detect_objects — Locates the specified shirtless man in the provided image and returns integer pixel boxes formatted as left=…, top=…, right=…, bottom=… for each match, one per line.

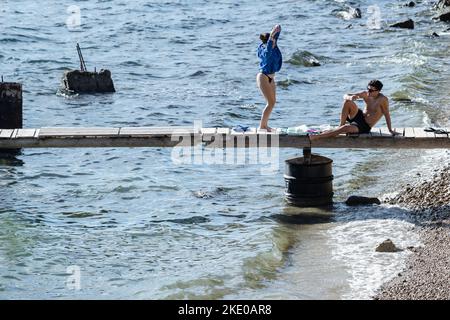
left=310, top=80, right=396, bottom=141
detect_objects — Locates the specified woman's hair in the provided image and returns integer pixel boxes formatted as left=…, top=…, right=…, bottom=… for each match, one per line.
left=260, top=33, right=270, bottom=44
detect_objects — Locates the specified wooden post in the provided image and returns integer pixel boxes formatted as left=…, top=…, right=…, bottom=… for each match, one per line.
left=0, top=82, right=22, bottom=154
left=0, top=82, right=22, bottom=129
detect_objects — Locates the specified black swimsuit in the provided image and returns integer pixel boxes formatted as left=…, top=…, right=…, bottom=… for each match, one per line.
left=347, top=109, right=371, bottom=134
left=263, top=73, right=273, bottom=83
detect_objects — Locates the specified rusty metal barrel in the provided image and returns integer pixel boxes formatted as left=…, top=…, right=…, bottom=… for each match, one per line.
left=284, top=147, right=333, bottom=207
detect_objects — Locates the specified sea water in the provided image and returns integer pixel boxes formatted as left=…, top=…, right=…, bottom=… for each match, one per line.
left=0, top=0, right=449, bottom=299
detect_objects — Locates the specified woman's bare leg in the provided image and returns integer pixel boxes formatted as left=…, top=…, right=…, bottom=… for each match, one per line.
left=257, top=73, right=276, bottom=131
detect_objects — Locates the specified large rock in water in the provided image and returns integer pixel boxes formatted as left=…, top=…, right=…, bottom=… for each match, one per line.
left=438, top=12, right=450, bottom=22
left=61, top=69, right=115, bottom=93
left=345, top=196, right=381, bottom=206
left=376, top=239, right=401, bottom=253
left=390, top=19, right=414, bottom=29
left=435, top=0, right=450, bottom=9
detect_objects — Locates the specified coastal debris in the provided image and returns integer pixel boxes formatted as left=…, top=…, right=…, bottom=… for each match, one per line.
left=76, top=43, right=87, bottom=72
left=390, top=19, right=415, bottom=29
left=62, top=69, right=115, bottom=93
left=345, top=196, right=381, bottom=206
left=60, top=44, right=115, bottom=94
left=376, top=239, right=401, bottom=253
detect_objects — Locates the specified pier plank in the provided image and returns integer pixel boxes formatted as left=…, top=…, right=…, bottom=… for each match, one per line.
left=14, top=129, right=37, bottom=138
left=414, top=128, right=435, bottom=138
left=1, top=127, right=450, bottom=149
left=0, top=129, right=14, bottom=139
left=379, top=127, right=394, bottom=137
left=201, top=128, right=217, bottom=135
left=370, top=128, right=382, bottom=137
left=404, top=127, right=415, bottom=138
left=119, top=127, right=196, bottom=137
left=39, top=127, right=120, bottom=137
left=217, top=128, right=230, bottom=135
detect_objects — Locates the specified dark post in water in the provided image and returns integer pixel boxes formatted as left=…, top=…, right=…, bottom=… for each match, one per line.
left=0, top=82, right=23, bottom=129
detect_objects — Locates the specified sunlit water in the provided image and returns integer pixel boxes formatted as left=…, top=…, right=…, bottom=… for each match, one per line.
left=0, top=0, right=449, bottom=299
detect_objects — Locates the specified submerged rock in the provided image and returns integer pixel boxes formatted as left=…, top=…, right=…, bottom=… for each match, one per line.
left=390, top=19, right=414, bottom=29
left=345, top=196, right=381, bottom=206
left=435, top=0, right=450, bottom=10
left=438, top=12, right=450, bottom=22
left=376, top=239, right=401, bottom=253
left=287, top=50, right=321, bottom=67
left=334, top=7, right=362, bottom=20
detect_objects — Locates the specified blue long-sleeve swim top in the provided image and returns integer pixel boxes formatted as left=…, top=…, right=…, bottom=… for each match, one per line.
left=257, top=32, right=282, bottom=75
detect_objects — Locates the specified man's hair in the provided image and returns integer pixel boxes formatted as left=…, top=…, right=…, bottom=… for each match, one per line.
left=260, top=33, right=270, bottom=44
left=368, top=79, right=383, bottom=91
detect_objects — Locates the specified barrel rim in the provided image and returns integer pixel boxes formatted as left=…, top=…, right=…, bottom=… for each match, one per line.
left=285, top=155, right=333, bottom=166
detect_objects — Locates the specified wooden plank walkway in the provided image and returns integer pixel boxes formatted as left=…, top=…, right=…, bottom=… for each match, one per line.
left=0, top=127, right=449, bottom=149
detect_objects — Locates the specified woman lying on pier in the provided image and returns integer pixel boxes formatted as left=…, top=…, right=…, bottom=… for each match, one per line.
left=309, top=80, right=396, bottom=141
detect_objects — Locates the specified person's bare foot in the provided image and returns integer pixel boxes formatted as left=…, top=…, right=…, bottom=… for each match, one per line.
left=259, top=126, right=274, bottom=132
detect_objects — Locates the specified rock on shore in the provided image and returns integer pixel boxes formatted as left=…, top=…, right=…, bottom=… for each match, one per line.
left=374, top=165, right=450, bottom=300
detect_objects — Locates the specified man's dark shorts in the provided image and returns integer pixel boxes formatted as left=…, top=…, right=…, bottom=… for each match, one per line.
left=347, top=109, right=371, bottom=134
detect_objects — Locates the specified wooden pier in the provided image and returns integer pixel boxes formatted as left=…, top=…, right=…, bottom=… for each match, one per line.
left=0, top=127, right=449, bottom=149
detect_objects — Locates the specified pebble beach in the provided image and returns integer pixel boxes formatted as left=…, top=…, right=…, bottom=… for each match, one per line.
left=374, top=165, right=450, bottom=300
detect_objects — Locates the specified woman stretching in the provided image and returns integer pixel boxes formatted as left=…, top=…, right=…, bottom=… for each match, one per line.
left=257, top=24, right=282, bottom=131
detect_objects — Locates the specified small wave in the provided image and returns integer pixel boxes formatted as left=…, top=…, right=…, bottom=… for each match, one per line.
left=112, top=185, right=139, bottom=193
left=62, top=211, right=102, bottom=218
left=224, top=111, right=245, bottom=119
left=332, top=7, right=362, bottom=21
left=192, top=187, right=229, bottom=199
left=188, top=70, right=207, bottom=78
left=165, top=216, right=211, bottom=224
left=22, top=172, right=70, bottom=180
left=286, top=50, right=322, bottom=67
left=119, top=61, right=143, bottom=67
left=277, top=78, right=309, bottom=89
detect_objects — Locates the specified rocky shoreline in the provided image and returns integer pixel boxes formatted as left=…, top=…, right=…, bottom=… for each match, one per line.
left=373, top=165, right=450, bottom=300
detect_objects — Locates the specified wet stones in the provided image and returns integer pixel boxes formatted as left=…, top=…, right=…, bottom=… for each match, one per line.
left=61, top=69, right=115, bottom=94
left=345, top=196, right=381, bottom=206
left=435, top=0, right=450, bottom=10
left=390, top=19, right=415, bottom=29
left=376, top=239, right=401, bottom=253
left=438, top=12, right=450, bottom=22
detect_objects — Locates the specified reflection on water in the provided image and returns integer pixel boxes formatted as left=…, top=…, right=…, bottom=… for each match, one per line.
left=0, top=150, right=24, bottom=167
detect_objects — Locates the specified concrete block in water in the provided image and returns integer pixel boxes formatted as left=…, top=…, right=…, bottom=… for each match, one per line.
left=0, top=82, right=22, bottom=129
left=61, top=69, right=115, bottom=93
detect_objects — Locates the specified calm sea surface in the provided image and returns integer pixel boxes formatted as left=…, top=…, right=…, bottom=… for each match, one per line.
left=1, top=0, right=449, bottom=299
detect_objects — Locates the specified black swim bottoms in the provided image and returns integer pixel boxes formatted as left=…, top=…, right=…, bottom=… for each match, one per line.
left=263, top=73, right=273, bottom=83
left=347, top=109, right=371, bottom=134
